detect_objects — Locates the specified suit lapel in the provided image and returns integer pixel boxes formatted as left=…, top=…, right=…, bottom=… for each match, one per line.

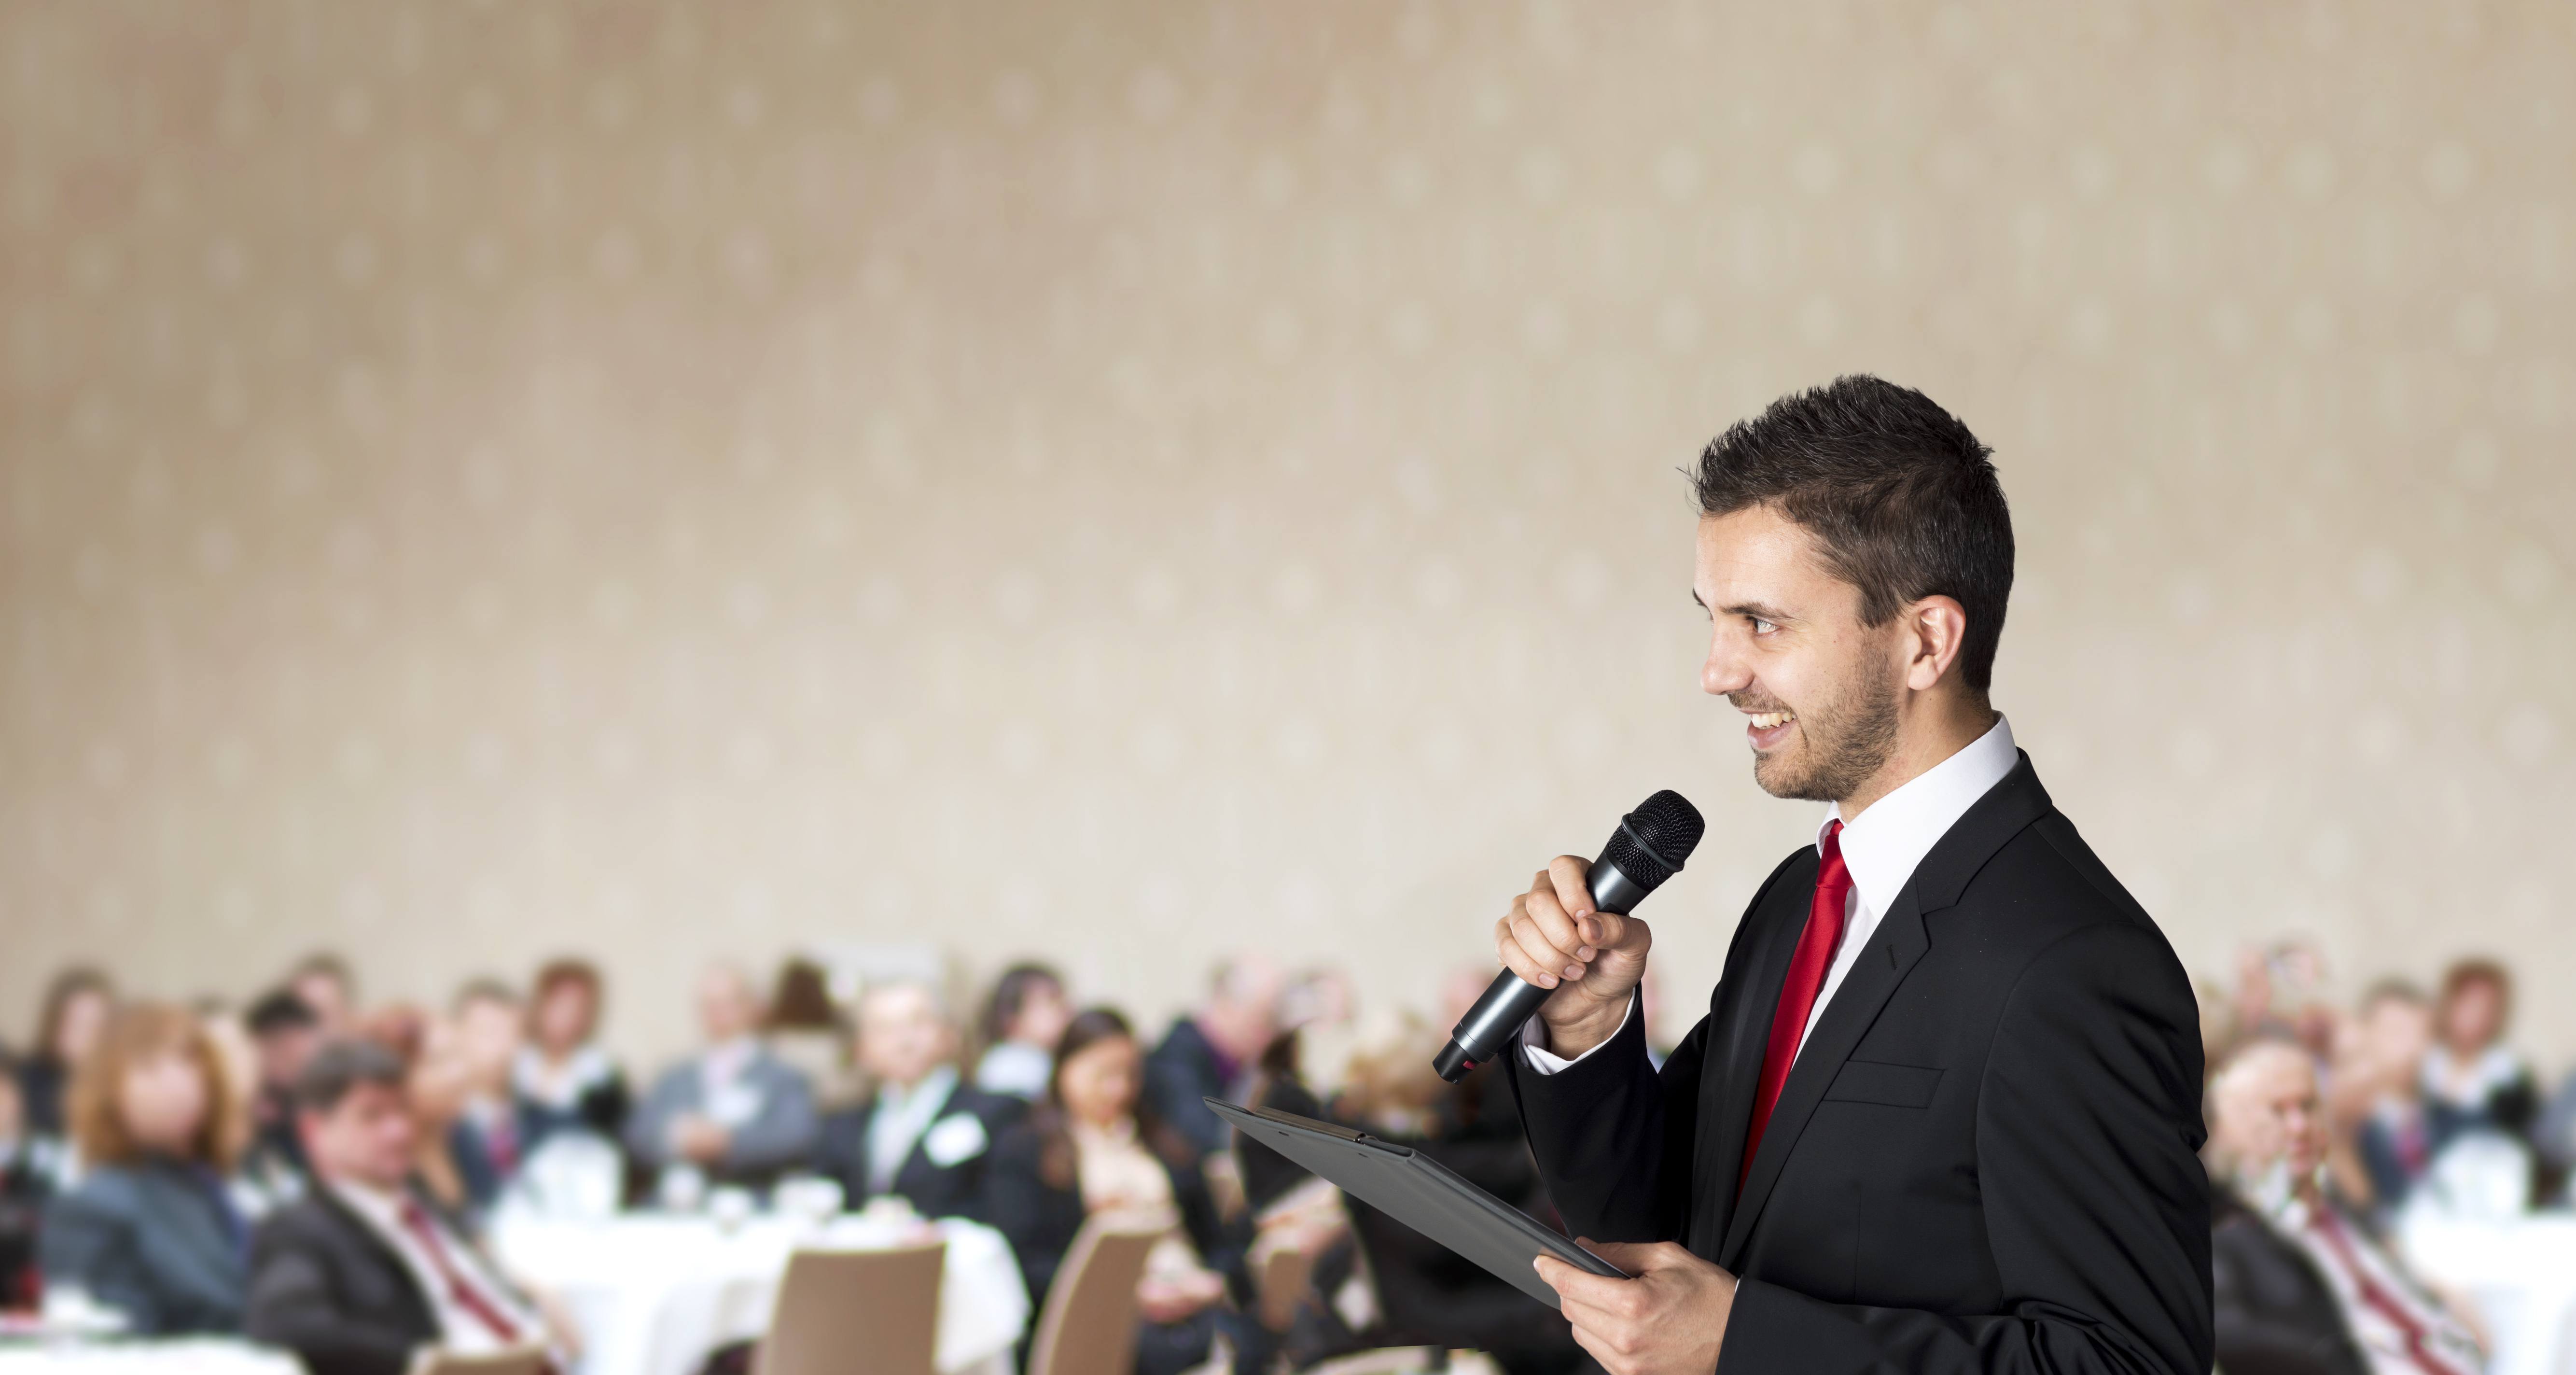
left=1686, top=856, right=1813, bottom=1256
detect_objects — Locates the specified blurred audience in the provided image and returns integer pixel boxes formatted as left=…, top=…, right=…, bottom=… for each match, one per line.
left=2421, top=960, right=2536, bottom=1160
left=19, top=968, right=114, bottom=1141
left=512, top=958, right=627, bottom=1151
left=2207, top=1037, right=2484, bottom=1375
left=0, top=1057, right=61, bottom=1310
left=286, top=955, right=358, bottom=1038
left=240, top=990, right=324, bottom=1199
left=443, top=981, right=527, bottom=1215
left=1149, top=957, right=1288, bottom=1157
left=974, top=962, right=1072, bottom=1100
left=247, top=1038, right=562, bottom=1375
left=986, top=1008, right=1254, bottom=1375
left=2337, top=981, right=2437, bottom=1216
left=765, top=957, right=858, bottom=1109
left=626, top=963, right=818, bottom=1191
left=814, top=981, right=1022, bottom=1221
left=39, top=1003, right=247, bottom=1336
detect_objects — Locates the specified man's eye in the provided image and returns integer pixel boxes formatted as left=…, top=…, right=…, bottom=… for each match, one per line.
left=1750, top=617, right=1775, bottom=635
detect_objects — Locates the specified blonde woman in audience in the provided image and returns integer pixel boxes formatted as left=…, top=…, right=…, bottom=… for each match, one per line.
left=18, top=968, right=113, bottom=1141
left=983, top=1008, right=1255, bottom=1375
left=512, top=958, right=628, bottom=1150
left=38, top=1003, right=248, bottom=1334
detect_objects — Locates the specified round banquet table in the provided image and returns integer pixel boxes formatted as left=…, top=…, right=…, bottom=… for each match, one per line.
left=0, top=1341, right=302, bottom=1375
left=491, top=1212, right=1030, bottom=1375
left=2400, top=1213, right=2576, bottom=1375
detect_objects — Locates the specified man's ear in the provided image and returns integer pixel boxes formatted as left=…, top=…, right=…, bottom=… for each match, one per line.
left=1904, top=595, right=1970, bottom=692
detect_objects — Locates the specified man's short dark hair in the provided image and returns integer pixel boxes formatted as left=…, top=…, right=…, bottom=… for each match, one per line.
left=1692, top=375, right=2014, bottom=692
left=296, top=1038, right=408, bottom=1114
left=245, top=989, right=319, bottom=1038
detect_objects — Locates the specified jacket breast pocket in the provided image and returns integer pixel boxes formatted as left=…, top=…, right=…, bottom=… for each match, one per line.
left=1823, top=1059, right=1943, bottom=1108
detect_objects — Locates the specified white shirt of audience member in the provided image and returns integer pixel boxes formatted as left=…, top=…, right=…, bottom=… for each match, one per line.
left=328, top=1179, right=543, bottom=1357
left=863, top=1066, right=988, bottom=1196
left=698, top=1037, right=766, bottom=1129
left=1530, top=715, right=2019, bottom=1072
left=975, top=1041, right=1053, bottom=1099
left=513, top=1044, right=616, bottom=1110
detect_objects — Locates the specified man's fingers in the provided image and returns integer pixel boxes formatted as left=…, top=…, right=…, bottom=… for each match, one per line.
left=1546, top=855, right=1596, bottom=932
left=1495, top=913, right=1561, bottom=989
left=1579, top=1238, right=1684, bottom=1273
left=1532, top=1253, right=1631, bottom=1311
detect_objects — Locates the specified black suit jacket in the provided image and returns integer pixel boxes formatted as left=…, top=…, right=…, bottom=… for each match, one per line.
left=244, top=1188, right=445, bottom=1375
left=1146, top=1018, right=1237, bottom=1156
left=814, top=1079, right=1024, bottom=1221
left=2208, top=1185, right=2369, bottom=1375
left=1506, top=754, right=2213, bottom=1375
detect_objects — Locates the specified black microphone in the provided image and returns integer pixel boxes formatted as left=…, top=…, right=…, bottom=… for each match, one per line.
left=1433, top=789, right=1706, bottom=1082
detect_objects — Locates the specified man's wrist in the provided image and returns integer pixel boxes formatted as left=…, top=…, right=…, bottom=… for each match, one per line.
left=1538, top=996, right=1630, bottom=1060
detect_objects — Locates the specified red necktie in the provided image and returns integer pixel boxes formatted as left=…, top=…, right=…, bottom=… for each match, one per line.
left=2309, top=1206, right=2474, bottom=1375
left=1740, top=819, right=1852, bottom=1195
left=397, top=1199, right=524, bottom=1344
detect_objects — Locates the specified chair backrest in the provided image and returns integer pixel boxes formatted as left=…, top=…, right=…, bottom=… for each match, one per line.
left=755, top=1241, right=947, bottom=1375
left=1024, top=1217, right=1167, bottom=1375
left=1256, top=1242, right=1318, bottom=1332
left=406, top=1349, right=551, bottom=1375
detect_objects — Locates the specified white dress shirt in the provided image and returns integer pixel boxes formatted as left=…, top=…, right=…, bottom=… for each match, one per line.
left=1530, top=715, right=2020, bottom=1073
left=863, top=1066, right=959, bottom=1195
left=327, top=1179, right=541, bottom=1356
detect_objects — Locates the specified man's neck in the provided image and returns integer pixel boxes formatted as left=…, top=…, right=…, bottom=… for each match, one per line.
left=1836, top=698, right=2000, bottom=822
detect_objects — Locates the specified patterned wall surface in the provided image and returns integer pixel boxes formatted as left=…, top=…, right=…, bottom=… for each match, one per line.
left=4, top=0, right=2571, bottom=1066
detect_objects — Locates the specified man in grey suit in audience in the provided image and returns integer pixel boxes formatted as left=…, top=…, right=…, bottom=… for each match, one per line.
left=625, top=963, right=819, bottom=1191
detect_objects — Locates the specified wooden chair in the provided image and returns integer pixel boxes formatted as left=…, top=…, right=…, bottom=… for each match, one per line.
left=406, top=1349, right=551, bottom=1375
left=1255, top=1242, right=1318, bottom=1332
left=1023, top=1217, right=1167, bottom=1375
left=753, top=1240, right=947, bottom=1375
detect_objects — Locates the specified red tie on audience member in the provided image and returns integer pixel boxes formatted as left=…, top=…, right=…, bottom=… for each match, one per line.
left=397, top=1199, right=523, bottom=1345
left=1740, top=819, right=1853, bottom=1196
left=2308, top=1206, right=2474, bottom=1375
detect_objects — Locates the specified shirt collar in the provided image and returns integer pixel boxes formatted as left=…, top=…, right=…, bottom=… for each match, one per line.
left=878, top=1064, right=957, bottom=1116
left=1818, top=714, right=2019, bottom=919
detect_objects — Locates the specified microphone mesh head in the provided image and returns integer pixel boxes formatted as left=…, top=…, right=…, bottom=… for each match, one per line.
left=1597, top=789, right=1706, bottom=893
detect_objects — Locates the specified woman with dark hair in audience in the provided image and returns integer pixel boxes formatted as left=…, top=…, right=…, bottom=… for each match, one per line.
left=974, top=963, right=1072, bottom=1100
left=2422, top=957, right=2537, bottom=1158
left=39, top=1004, right=249, bottom=1334
left=983, top=1008, right=1254, bottom=1375
left=512, top=959, right=628, bottom=1149
left=19, top=968, right=114, bottom=1141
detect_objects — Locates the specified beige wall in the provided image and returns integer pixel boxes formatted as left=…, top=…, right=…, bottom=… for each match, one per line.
left=3, top=1, right=2571, bottom=1071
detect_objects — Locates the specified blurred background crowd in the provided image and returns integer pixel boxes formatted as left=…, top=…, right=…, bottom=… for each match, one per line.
left=5, top=940, right=2576, bottom=1375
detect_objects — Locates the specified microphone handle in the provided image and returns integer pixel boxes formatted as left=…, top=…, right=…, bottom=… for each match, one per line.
left=1433, top=860, right=1648, bottom=1082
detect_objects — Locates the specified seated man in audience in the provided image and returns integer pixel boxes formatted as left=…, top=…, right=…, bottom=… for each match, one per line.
left=625, top=963, right=818, bottom=1191
left=2207, top=1037, right=2485, bottom=1375
left=815, top=982, right=1022, bottom=1220
left=1146, top=956, right=1287, bottom=1156
left=241, top=990, right=323, bottom=1196
left=285, top=954, right=359, bottom=1038
left=445, top=980, right=526, bottom=1212
left=246, top=1039, right=568, bottom=1375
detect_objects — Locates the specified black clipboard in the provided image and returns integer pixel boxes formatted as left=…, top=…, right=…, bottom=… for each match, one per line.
left=1207, top=1097, right=1627, bottom=1309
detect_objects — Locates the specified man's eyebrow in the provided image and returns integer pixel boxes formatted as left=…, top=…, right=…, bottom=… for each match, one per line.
left=1720, top=601, right=1796, bottom=623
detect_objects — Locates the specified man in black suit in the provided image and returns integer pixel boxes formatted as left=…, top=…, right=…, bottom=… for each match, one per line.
left=247, top=1039, right=557, bottom=1375
left=1146, top=956, right=1288, bottom=1156
left=1495, top=377, right=2212, bottom=1375
left=815, top=981, right=1022, bottom=1220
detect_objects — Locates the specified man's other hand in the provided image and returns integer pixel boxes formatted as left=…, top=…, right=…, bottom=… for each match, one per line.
left=1535, top=1240, right=1737, bottom=1375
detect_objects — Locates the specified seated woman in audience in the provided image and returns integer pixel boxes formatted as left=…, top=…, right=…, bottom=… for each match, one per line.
left=38, top=1004, right=249, bottom=1335
left=2421, top=957, right=2537, bottom=1158
left=18, top=968, right=114, bottom=1141
left=983, top=1009, right=1252, bottom=1375
left=511, top=958, right=627, bottom=1150
left=974, top=963, right=1072, bottom=1100
left=814, top=982, right=1022, bottom=1221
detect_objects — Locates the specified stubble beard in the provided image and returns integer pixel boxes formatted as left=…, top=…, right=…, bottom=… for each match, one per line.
left=1751, top=671, right=1899, bottom=803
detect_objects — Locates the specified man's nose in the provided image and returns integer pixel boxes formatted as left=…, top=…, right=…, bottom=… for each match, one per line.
left=1703, top=640, right=1751, bottom=696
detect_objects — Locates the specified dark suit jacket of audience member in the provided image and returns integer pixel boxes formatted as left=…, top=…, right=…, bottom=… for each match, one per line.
left=1145, top=1018, right=1238, bottom=1156
left=39, top=1158, right=247, bottom=1335
left=1504, top=757, right=2213, bottom=1375
left=623, top=1049, right=820, bottom=1188
left=814, top=1081, right=1023, bottom=1221
left=445, top=1116, right=513, bottom=1216
left=515, top=1069, right=630, bottom=1152
left=15, top=1057, right=70, bottom=1140
left=0, top=1144, right=54, bottom=1308
left=2208, top=1184, right=2370, bottom=1375
left=244, top=1188, right=446, bottom=1375
left=980, top=1118, right=1248, bottom=1311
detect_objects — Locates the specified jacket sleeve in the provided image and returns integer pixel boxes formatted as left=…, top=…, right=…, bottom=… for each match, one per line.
left=1718, top=922, right=2214, bottom=1375
left=242, top=1229, right=419, bottom=1375
left=622, top=1068, right=680, bottom=1166
left=1503, top=1001, right=1709, bottom=1243
left=723, top=1063, right=820, bottom=1175
left=40, top=1186, right=164, bottom=1334
left=981, top=1126, right=1073, bottom=1305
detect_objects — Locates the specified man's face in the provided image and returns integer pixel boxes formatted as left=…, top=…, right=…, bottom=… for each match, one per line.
left=698, top=968, right=757, bottom=1044
left=856, top=986, right=953, bottom=1089
left=2212, top=1046, right=2324, bottom=1180
left=255, top=1025, right=320, bottom=1093
left=1695, top=507, right=1903, bottom=802
left=453, top=996, right=522, bottom=1086
left=303, top=1081, right=418, bottom=1190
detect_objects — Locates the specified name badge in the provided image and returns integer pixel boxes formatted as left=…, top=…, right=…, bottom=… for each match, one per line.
left=921, top=1113, right=989, bottom=1168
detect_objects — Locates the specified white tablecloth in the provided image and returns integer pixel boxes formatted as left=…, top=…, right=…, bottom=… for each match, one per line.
left=492, top=1213, right=1029, bottom=1375
left=2402, top=1214, right=2576, bottom=1375
left=0, top=1340, right=302, bottom=1375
